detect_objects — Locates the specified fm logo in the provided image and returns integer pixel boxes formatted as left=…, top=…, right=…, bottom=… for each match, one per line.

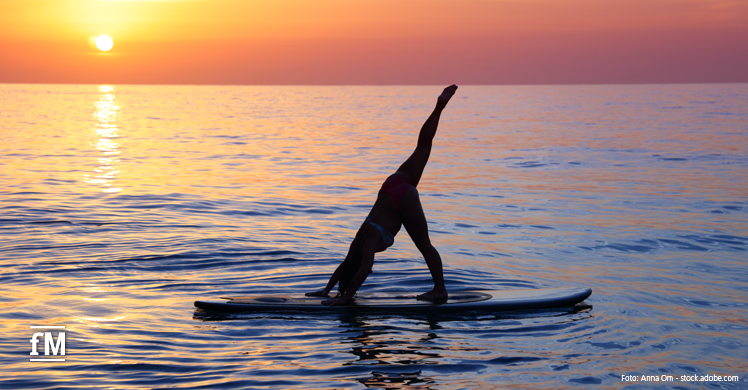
left=29, top=326, right=66, bottom=362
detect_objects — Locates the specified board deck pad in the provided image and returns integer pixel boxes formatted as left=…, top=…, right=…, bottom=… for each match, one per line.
left=195, top=287, right=592, bottom=314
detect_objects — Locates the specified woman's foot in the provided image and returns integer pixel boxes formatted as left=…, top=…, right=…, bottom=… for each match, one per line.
left=417, top=287, right=448, bottom=301
left=437, top=85, right=458, bottom=104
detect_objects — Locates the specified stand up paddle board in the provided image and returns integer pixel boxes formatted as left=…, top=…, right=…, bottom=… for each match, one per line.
left=194, top=287, right=591, bottom=314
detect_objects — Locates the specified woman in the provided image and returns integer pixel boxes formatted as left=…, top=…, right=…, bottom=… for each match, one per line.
left=307, top=85, right=458, bottom=306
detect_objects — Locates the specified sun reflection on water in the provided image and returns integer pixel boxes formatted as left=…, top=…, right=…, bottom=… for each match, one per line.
left=75, top=316, right=127, bottom=322
left=84, top=85, right=122, bottom=193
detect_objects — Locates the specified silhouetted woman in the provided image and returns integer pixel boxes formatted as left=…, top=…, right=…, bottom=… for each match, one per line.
left=307, top=85, right=458, bottom=306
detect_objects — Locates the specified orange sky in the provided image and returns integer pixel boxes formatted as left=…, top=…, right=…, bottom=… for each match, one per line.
left=1, top=0, right=747, bottom=85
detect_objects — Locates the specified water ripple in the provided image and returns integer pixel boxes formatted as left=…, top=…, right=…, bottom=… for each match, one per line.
left=1, top=84, right=746, bottom=389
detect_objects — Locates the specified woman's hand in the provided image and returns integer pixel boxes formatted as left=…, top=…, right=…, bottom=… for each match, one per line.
left=305, top=289, right=329, bottom=297
left=321, top=297, right=350, bottom=306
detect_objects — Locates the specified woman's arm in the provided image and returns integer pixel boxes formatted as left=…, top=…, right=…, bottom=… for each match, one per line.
left=322, top=237, right=376, bottom=305
left=305, top=264, right=342, bottom=296
left=306, top=234, right=363, bottom=297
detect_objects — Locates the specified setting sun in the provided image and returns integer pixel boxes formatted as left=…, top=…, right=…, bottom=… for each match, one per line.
left=95, top=35, right=113, bottom=52
left=1, top=0, right=746, bottom=84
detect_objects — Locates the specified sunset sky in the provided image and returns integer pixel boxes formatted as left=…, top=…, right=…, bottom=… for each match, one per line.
left=1, top=0, right=747, bottom=85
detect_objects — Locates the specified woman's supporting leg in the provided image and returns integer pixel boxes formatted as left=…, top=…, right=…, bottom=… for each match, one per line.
left=400, top=187, right=448, bottom=300
left=396, top=85, right=457, bottom=187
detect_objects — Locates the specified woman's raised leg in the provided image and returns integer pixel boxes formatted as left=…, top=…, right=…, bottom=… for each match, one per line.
left=396, top=85, right=457, bottom=187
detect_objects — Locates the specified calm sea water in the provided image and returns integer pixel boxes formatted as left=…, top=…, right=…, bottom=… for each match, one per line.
left=1, top=84, right=746, bottom=389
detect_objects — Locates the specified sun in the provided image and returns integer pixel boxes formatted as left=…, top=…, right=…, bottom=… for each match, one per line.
left=96, top=35, right=114, bottom=52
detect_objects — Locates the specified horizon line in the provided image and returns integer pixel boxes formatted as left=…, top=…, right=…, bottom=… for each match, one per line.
left=2, top=81, right=747, bottom=88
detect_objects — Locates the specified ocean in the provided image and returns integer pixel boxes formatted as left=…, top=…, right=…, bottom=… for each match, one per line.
left=1, top=84, right=746, bottom=389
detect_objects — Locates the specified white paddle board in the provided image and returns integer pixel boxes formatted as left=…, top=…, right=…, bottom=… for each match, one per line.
left=194, top=287, right=591, bottom=314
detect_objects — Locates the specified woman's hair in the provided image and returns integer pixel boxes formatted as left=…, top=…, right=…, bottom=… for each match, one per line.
left=336, top=226, right=369, bottom=297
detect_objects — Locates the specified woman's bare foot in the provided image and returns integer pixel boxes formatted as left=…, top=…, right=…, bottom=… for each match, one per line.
left=417, top=288, right=448, bottom=301
left=437, top=84, right=458, bottom=104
